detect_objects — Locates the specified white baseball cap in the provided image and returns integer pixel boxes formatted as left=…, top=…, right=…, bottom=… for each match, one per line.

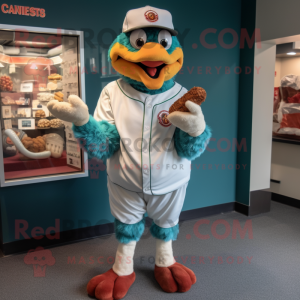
left=122, top=6, right=178, bottom=36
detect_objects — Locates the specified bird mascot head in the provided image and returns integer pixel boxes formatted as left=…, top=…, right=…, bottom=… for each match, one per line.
left=108, top=6, right=183, bottom=94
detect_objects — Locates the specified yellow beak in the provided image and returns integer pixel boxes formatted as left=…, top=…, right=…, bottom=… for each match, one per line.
left=110, top=42, right=184, bottom=90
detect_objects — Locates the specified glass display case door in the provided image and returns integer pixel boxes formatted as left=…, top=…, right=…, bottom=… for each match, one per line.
left=0, top=25, right=88, bottom=186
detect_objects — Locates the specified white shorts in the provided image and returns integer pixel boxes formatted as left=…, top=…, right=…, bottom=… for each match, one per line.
left=107, top=177, right=188, bottom=228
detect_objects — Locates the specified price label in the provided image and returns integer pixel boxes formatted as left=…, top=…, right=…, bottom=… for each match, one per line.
left=20, top=82, right=33, bottom=92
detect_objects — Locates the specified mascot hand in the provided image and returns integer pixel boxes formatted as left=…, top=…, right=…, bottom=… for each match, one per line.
left=168, top=101, right=206, bottom=137
left=47, top=95, right=90, bottom=126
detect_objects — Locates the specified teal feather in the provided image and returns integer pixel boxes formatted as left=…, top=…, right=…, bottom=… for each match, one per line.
left=174, top=125, right=212, bottom=161
left=72, top=115, right=120, bottom=160
left=115, top=218, right=145, bottom=243
left=150, top=222, right=179, bottom=241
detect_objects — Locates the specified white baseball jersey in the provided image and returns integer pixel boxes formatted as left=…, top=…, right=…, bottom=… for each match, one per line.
left=94, top=78, right=191, bottom=195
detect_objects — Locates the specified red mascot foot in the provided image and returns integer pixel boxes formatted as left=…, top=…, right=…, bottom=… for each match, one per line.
left=154, top=262, right=196, bottom=293
left=87, top=269, right=136, bottom=300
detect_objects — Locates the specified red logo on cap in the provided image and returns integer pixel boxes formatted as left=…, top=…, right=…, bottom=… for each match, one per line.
left=145, top=10, right=158, bottom=22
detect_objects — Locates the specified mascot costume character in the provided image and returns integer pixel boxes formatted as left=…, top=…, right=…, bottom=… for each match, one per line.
left=48, top=6, right=212, bottom=300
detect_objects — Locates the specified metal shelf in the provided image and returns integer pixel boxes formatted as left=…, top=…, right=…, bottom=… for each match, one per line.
left=272, top=137, right=300, bottom=146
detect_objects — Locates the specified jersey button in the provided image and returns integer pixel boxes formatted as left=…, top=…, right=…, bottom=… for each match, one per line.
left=145, top=125, right=150, bottom=130
left=144, top=187, right=149, bottom=191
left=144, top=169, right=149, bottom=175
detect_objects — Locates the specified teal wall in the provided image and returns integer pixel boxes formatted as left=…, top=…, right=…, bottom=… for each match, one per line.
left=0, top=0, right=245, bottom=243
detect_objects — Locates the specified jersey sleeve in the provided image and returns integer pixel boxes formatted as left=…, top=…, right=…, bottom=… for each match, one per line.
left=93, top=86, right=115, bottom=124
left=72, top=85, right=120, bottom=160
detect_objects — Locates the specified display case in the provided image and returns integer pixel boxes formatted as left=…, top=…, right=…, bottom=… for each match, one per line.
left=0, top=24, right=88, bottom=187
left=273, top=75, right=300, bottom=143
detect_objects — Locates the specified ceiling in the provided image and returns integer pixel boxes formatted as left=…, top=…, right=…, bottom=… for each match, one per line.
left=276, top=42, right=300, bottom=58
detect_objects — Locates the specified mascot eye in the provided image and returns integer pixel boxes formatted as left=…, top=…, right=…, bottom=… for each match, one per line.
left=130, top=29, right=147, bottom=49
left=158, top=30, right=172, bottom=50
left=136, top=38, right=145, bottom=48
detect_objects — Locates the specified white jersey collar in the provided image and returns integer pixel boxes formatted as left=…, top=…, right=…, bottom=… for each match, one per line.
left=116, top=78, right=182, bottom=104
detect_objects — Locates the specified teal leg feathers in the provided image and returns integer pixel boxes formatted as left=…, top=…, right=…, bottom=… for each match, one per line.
left=150, top=223, right=179, bottom=242
left=114, top=219, right=179, bottom=243
left=114, top=219, right=145, bottom=244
